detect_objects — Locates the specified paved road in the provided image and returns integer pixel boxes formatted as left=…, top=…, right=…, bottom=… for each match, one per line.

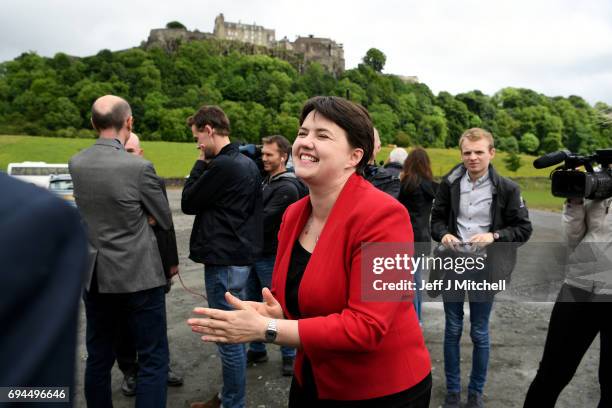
left=72, top=192, right=602, bottom=407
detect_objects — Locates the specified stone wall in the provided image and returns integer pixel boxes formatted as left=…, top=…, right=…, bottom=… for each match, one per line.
left=293, top=35, right=345, bottom=76
left=213, top=13, right=275, bottom=47
left=144, top=14, right=345, bottom=75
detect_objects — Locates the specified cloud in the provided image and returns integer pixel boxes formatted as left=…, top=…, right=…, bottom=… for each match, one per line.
left=1, top=0, right=612, bottom=104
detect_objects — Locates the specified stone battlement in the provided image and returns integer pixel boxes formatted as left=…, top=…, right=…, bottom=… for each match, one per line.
left=145, top=14, right=345, bottom=76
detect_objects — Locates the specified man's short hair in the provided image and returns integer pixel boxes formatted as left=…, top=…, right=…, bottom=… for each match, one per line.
left=262, top=135, right=291, bottom=159
left=459, top=128, right=495, bottom=150
left=91, top=99, right=131, bottom=132
left=187, top=105, right=230, bottom=135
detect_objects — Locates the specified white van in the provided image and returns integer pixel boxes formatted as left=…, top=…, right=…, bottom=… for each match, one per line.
left=7, top=162, right=70, bottom=188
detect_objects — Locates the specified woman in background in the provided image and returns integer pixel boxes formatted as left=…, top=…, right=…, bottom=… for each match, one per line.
left=398, top=147, right=438, bottom=324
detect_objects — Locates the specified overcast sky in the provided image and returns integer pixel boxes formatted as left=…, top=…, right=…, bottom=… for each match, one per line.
left=2, top=0, right=612, bottom=105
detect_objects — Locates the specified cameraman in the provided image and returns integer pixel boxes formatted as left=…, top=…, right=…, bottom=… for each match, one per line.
left=524, top=197, right=612, bottom=407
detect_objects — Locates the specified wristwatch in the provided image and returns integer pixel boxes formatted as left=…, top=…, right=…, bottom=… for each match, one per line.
left=492, top=232, right=500, bottom=241
left=264, top=319, right=278, bottom=343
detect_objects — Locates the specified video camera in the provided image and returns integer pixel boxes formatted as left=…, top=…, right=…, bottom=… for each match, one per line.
left=238, top=143, right=264, bottom=175
left=533, top=149, right=612, bottom=199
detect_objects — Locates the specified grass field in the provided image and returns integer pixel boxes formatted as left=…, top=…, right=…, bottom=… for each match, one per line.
left=1, top=135, right=564, bottom=210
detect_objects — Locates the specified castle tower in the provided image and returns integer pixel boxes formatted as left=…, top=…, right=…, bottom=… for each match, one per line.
left=213, top=13, right=226, bottom=38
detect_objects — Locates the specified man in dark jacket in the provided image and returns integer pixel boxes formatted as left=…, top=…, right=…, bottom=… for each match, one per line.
left=182, top=106, right=263, bottom=408
left=430, top=128, right=532, bottom=408
left=364, top=128, right=400, bottom=198
left=0, top=173, right=87, bottom=407
left=384, top=146, right=408, bottom=178
left=245, top=135, right=303, bottom=376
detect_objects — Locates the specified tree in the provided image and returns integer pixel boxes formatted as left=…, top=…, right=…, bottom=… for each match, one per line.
left=266, top=112, right=300, bottom=142
left=539, top=132, right=562, bottom=154
left=362, top=48, right=386, bottom=72
left=166, top=21, right=186, bottom=29
left=519, top=132, right=540, bottom=154
left=497, top=136, right=519, bottom=153
left=436, top=91, right=473, bottom=147
left=44, top=97, right=82, bottom=130
left=504, top=151, right=523, bottom=174
left=369, top=103, right=399, bottom=145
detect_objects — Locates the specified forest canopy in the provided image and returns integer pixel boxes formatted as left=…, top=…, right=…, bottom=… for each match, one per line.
left=1, top=41, right=610, bottom=155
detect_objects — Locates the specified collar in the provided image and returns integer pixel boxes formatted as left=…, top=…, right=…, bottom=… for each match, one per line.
left=95, top=137, right=125, bottom=151
left=463, top=169, right=490, bottom=186
left=446, top=163, right=499, bottom=187
left=217, top=142, right=238, bottom=157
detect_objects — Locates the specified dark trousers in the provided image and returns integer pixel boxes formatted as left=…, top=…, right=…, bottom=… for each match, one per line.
left=524, top=284, right=612, bottom=408
left=288, top=370, right=431, bottom=408
left=84, top=285, right=168, bottom=408
left=114, top=316, right=139, bottom=376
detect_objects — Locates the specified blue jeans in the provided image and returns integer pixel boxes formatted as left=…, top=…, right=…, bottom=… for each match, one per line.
left=205, top=264, right=251, bottom=408
left=412, top=265, right=423, bottom=324
left=246, top=256, right=296, bottom=358
left=84, top=285, right=168, bottom=408
left=443, top=291, right=494, bottom=395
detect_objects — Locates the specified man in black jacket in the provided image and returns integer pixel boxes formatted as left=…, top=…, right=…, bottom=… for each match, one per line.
left=245, top=135, right=303, bottom=376
left=364, top=128, right=400, bottom=198
left=384, top=146, right=408, bottom=178
left=0, top=173, right=87, bottom=407
left=430, top=128, right=532, bottom=408
left=182, top=106, right=263, bottom=408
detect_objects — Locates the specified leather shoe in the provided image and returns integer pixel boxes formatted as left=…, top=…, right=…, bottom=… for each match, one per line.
left=190, top=393, right=221, bottom=408
left=167, top=368, right=183, bottom=386
left=120, top=373, right=136, bottom=397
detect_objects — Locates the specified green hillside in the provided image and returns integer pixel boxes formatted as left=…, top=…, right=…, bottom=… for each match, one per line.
left=1, top=135, right=552, bottom=178
left=1, top=135, right=565, bottom=210
left=1, top=41, right=610, bottom=157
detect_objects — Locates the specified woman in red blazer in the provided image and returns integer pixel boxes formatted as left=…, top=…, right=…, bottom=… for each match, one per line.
left=189, top=96, right=431, bottom=407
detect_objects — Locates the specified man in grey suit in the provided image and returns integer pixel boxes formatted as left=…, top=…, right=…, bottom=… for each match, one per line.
left=70, top=95, right=172, bottom=408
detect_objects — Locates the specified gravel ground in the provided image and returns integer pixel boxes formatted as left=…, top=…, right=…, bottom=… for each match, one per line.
left=72, top=193, right=602, bottom=407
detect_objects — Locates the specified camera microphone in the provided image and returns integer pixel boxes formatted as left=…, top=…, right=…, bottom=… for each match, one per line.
left=533, top=150, right=570, bottom=169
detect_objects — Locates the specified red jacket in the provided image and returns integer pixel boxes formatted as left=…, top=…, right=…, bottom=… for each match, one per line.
left=272, top=173, right=431, bottom=400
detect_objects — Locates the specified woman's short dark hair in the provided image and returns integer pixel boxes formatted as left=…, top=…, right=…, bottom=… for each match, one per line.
left=187, top=105, right=230, bottom=135
left=299, top=96, right=373, bottom=176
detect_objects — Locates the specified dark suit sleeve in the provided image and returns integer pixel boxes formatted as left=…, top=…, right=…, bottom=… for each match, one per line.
left=181, top=159, right=230, bottom=215
left=496, top=184, right=533, bottom=243
left=154, top=182, right=179, bottom=276
left=430, top=179, right=452, bottom=242
left=0, top=181, right=87, bottom=388
left=140, top=162, right=172, bottom=231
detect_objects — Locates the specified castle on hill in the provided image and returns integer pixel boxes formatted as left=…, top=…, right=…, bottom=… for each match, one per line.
left=145, top=13, right=345, bottom=77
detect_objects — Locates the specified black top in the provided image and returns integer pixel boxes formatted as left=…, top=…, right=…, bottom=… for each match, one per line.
left=285, top=240, right=432, bottom=407
left=364, top=164, right=401, bottom=199
left=398, top=179, right=438, bottom=255
left=285, top=240, right=311, bottom=319
left=261, top=172, right=303, bottom=256
left=182, top=143, right=263, bottom=265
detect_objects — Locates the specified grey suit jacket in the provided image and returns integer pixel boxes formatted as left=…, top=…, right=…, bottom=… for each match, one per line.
left=70, top=138, right=172, bottom=293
